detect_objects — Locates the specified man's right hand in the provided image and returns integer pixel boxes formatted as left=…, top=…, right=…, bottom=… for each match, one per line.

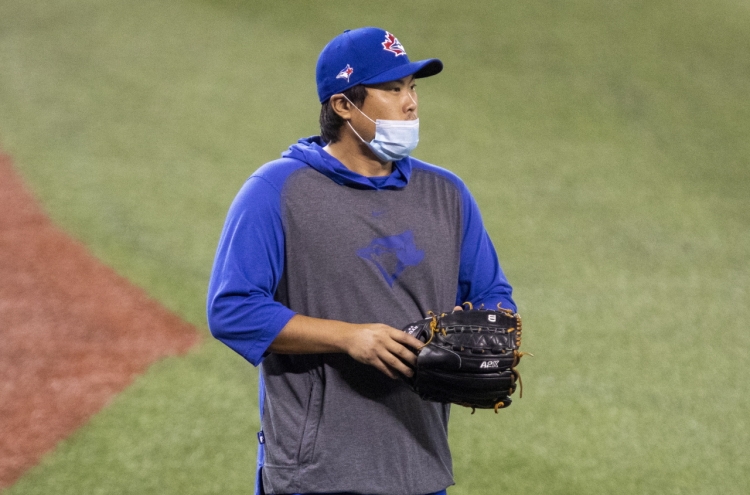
left=341, top=323, right=422, bottom=379
left=268, top=315, right=423, bottom=380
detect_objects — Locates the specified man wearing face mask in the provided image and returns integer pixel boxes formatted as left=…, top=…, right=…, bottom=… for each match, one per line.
left=207, top=27, right=515, bottom=495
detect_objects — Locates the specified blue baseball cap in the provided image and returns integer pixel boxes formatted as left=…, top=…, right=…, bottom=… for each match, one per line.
left=316, top=27, right=443, bottom=103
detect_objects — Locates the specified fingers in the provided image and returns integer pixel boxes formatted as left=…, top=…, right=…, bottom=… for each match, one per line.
left=379, top=350, right=415, bottom=379
left=346, top=324, right=419, bottom=379
left=389, top=327, right=423, bottom=352
left=356, top=346, right=413, bottom=380
left=367, top=332, right=416, bottom=379
left=369, top=358, right=398, bottom=380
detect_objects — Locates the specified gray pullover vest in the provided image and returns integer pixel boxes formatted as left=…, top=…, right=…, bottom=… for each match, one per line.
left=262, top=164, right=460, bottom=494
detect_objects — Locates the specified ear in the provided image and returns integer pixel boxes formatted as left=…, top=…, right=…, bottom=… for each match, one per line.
left=329, top=94, right=354, bottom=121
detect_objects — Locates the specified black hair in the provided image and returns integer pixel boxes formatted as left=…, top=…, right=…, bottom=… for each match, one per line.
left=319, top=85, right=368, bottom=144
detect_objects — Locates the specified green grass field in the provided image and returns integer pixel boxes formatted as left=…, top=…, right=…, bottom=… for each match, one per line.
left=1, top=0, right=749, bottom=493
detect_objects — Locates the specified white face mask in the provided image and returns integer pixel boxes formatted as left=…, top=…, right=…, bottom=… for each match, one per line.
left=342, top=95, right=419, bottom=163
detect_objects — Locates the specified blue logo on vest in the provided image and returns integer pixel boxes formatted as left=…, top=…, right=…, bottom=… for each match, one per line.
left=357, top=230, right=425, bottom=287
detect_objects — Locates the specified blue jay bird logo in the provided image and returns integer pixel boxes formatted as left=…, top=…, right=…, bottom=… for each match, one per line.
left=357, top=230, right=425, bottom=287
left=336, top=64, right=354, bottom=82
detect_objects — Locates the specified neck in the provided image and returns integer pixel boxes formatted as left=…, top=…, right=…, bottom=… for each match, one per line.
left=323, top=132, right=392, bottom=178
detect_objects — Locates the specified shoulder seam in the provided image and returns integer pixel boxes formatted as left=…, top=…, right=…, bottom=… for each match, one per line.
left=250, top=174, right=283, bottom=196
left=410, top=165, right=465, bottom=193
left=251, top=158, right=309, bottom=196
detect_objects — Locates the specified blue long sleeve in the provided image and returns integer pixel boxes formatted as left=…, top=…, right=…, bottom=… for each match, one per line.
left=206, top=173, right=296, bottom=366
left=455, top=183, right=516, bottom=312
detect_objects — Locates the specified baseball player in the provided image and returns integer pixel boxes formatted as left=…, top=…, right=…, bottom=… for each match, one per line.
left=207, top=27, right=515, bottom=495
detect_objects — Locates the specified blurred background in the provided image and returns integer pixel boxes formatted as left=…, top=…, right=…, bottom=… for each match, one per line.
left=1, top=0, right=748, bottom=493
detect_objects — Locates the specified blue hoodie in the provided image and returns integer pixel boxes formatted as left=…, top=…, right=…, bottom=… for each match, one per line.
left=207, top=137, right=515, bottom=495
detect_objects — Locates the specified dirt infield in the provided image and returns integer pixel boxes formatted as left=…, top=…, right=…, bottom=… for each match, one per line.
left=0, top=154, right=201, bottom=488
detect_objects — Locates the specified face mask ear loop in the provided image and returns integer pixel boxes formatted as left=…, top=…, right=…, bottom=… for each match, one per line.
left=346, top=121, right=369, bottom=146
left=340, top=94, right=375, bottom=124
left=339, top=93, right=375, bottom=145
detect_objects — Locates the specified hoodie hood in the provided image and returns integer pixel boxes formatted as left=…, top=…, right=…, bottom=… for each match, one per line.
left=282, top=136, right=412, bottom=190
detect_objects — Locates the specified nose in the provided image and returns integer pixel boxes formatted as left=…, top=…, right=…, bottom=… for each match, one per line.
left=406, top=91, right=418, bottom=116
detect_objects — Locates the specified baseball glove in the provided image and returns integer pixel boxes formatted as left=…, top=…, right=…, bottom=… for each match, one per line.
left=402, top=303, right=530, bottom=413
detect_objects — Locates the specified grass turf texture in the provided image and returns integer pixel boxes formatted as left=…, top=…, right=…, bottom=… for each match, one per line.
left=1, top=0, right=749, bottom=493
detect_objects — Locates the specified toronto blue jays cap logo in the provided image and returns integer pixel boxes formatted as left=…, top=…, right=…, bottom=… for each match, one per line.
left=382, top=32, right=406, bottom=56
left=336, top=64, right=354, bottom=82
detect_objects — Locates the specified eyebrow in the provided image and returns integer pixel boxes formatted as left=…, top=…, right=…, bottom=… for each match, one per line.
left=370, top=76, right=415, bottom=89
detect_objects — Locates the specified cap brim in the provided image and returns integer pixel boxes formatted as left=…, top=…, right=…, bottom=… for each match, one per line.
left=361, top=58, right=443, bottom=85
